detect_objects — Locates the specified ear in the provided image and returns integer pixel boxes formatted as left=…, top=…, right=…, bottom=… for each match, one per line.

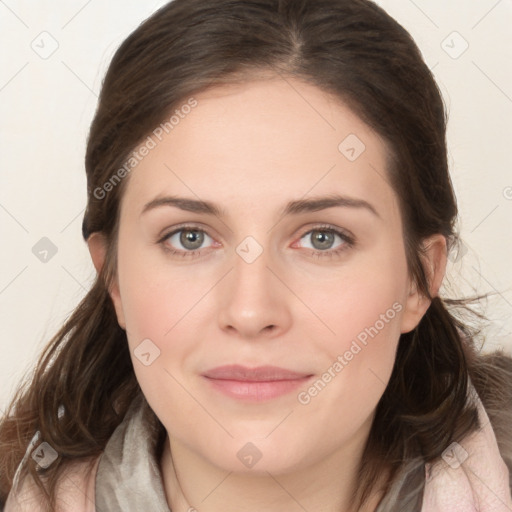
left=400, top=234, right=447, bottom=334
left=87, top=232, right=126, bottom=330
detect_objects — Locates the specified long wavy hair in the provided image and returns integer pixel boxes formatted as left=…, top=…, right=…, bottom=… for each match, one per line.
left=1, top=0, right=511, bottom=510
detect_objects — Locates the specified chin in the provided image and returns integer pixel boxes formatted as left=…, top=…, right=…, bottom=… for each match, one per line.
left=202, top=435, right=311, bottom=476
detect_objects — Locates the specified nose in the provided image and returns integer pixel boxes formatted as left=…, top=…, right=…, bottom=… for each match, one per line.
left=217, top=243, right=292, bottom=340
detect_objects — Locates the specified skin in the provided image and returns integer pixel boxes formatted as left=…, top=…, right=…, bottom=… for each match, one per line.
left=88, top=75, right=447, bottom=512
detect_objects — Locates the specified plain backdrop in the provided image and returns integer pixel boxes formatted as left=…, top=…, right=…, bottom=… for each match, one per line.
left=1, top=0, right=511, bottom=412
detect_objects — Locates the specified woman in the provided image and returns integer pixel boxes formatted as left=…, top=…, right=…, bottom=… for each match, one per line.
left=1, top=0, right=511, bottom=511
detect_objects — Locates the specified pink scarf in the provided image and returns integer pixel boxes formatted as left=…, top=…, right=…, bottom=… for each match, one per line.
left=421, top=384, right=512, bottom=511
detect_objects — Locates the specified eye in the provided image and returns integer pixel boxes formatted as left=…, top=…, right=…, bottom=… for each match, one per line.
left=295, top=225, right=354, bottom=258
left=158, top=226, right=216, bottom=257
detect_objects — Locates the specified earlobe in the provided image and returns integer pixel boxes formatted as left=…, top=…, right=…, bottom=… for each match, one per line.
left=400, top=280, right=427, bottom=334
left=87, top=232, right=126, bottom=330
left=400, top=234, right=447, bottom=334
left=87, top=232, right=107, bottom=275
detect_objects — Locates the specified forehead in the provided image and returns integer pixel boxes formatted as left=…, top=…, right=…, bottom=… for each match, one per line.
left=120, top=77, right=396, bottom=220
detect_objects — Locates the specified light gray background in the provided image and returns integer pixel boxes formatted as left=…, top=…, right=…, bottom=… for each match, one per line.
left=1, top=0, right=511, bottom=412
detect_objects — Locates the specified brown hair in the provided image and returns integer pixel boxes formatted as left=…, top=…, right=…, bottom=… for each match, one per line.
left=1, top=0, right=511, bottom=510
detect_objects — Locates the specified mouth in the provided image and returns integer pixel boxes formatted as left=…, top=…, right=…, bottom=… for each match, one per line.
left=201, top=365, right=314, bottom=401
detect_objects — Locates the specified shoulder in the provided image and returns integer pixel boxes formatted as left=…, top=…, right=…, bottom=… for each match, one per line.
left=4, top=456, right=101, bottom=512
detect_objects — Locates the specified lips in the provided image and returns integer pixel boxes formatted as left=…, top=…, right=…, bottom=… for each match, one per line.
left=201, top=365, right=314, bottom=401
left=202, top=364, right=311, bottom=381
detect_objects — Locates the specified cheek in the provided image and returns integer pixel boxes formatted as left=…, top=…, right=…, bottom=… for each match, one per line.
left=299, top=248, right=407, bottom=352
left=116, top=259, right=201, bottom=421
left=293, top=251, right=407, bottom=413
left=117, top=243, right=196, bottom=343
left=304, top=280, right=402, bottom=405
left=114, top=248, right=196, bottom=400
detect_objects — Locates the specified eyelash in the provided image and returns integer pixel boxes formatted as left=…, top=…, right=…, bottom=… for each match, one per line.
left=157, top=223, right=355, bottom=260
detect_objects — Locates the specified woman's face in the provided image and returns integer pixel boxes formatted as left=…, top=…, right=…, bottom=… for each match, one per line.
left=96, top=76, right=435, bottom=474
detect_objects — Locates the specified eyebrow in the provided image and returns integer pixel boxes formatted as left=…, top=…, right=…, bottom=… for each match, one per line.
left=140, top=194, right=381, bottom=219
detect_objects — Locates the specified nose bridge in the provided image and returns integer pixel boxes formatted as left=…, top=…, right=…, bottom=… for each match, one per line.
left=231, top=233, right=275, bottom=303
left=216, top=232, right=291, bottom=337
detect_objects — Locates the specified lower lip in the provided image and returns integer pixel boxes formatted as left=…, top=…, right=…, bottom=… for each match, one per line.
left=203, top=376, right=312, bottom=401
